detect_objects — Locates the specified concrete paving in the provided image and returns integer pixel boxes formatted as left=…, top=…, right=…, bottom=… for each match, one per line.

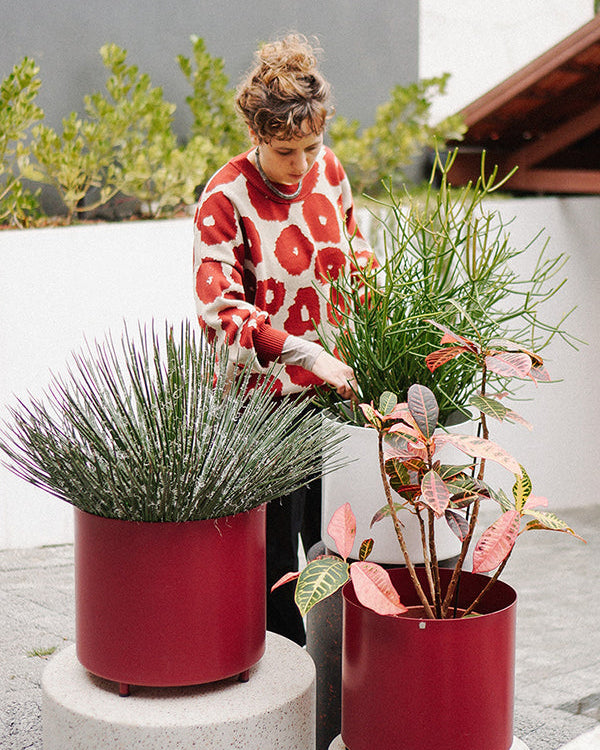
left=0, top=504, right=598, bottom=750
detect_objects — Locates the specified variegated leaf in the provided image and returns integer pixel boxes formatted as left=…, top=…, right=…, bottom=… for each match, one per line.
left=445, top=509, right=470, bottom=541
left=441, top=433, right=521, bottom=475
left=420, top=469, right=451, bottom=517
left=359, top=538, right=374, bottom=561
left=378, top=391, right=398, bottom=416
left=408, top=384, right=439, bottom=439
left=523, top=510, right=586, bottom=541
left=485, top=351, right=532, bottom=379
left=470, top=394, right=508, bottom=422
left=472, top=510, right=521, bottom=574
left=295, top=558, right=349, bottom=616
left=349, top=561, right=407, bottom=616
left=370, top=502, right=406, bottom=527
left=271, top=570, right=300, bottom=591
left=529, top=363, right=552, bottom=382
left=491, top=487, right=515, bottom=512
left=425, top=346, right=468, bottom=373
left=359, top=403, right=382, bottom=429
left=522, top=494, right=548, bottom=511
left=512, top=465, right=532, bottom=511
left=327, top=502, right=356, bottom=560
left=426, top=320, right=478, bottom=351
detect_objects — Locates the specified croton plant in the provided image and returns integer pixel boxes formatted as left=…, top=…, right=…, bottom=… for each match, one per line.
left=274, top=323, right=583, bottom=619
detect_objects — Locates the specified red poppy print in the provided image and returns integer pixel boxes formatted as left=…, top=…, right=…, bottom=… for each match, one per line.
left=287, top=365, right=323, bottom=388
left=302, top=193, right=341, bottom=243
left=315, top=246, right=346, bottom=282
left=256, top=277, right=286, bottom=315
left=275, top=225, right=314, bottom=276
left=241, top=217, right=263, bottom=264
left=324, top=151, right=343, bottom=186
left=195, top=261, right=231, bottom=305
left=247, top=180, right=291, bottom=221
left=285, top=287, right=321, bottom=335
left=196, top=193, right=237, bottom=245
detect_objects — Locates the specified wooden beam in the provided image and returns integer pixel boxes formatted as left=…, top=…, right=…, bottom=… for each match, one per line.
left=505, top=168, right=600, bottom=193
left=511, top=100, right=600, bottom=167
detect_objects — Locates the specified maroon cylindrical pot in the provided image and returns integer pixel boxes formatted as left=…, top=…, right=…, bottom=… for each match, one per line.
left=342, top=567, right=517, bottom=750
left=74, top=504, right=266, bottom=688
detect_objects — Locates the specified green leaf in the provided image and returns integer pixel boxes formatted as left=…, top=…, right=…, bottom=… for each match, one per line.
left=378, top=391, right=397, bottom=416
left=470, top=394, right=508, bottom=422
left=294, top=558, right=349, bottom=616
left=512, top=465, right=532, bottom=511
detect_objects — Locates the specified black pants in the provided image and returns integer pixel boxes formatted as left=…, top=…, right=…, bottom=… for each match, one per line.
left=266, top=477, right=322, bottom=646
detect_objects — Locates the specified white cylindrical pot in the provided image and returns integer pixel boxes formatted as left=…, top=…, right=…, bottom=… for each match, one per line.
left=322, top=420, right=461, bottom=564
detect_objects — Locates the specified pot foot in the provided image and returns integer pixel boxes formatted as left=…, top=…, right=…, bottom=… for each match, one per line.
left=237, top=669, right=250, bottom=682
left=118, top=683, right=130, bottom=697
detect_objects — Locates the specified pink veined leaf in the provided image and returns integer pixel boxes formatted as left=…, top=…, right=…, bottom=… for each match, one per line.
left=420, top=470, right=451, bottom=518
left=505, top=409, right=533, bottom=431
left=523, top=495, right=549, bottom=511
left=529, top=363, right=552, bottom=383
left=349, top=561, right=408, bottom=616
left=472, top=510, right=521, bottom=574
left=438, top=433, right=522, bottom=475
left=485, top=351, right=532, bottom=379
left=271, top=570, right=300, bottom=592
left=425, top=346, right=468, bottom=373
left=327, top=502, right=356, bottom=561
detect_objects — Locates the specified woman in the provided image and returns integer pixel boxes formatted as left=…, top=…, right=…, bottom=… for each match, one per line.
left=193, top=33, right=374, bottom=644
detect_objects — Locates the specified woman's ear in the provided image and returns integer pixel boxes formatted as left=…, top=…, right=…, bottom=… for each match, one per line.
left=248, top=128, right=259, bottom=147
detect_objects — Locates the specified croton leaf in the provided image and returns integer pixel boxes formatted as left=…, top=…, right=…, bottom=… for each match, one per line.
left=378, top=391, right=398, bottom=416
left=359, top=538, right=374, bottom=561
left=420, top=469, right=451, bottom=517
left=359, top=403, right=382, bottom=429
left=523, top=510, right=585, bottom=541
left=470, top=394, right=509, bottom=422
left=425, top=346, right=468, bottom=373
left=512, top=465, right=532, bottom=511
left=485, top=351, right=532, bottom=379
left=326, top=502, right=356, bottom=560
left=407, top=384, right=439, bottom=439
left=445, top=509, right=470, bottom=541
left=295, top=558, right=349, bottom=616
left=472, top=510, right=520, bottom=574
left=438, top=433, right=521, bottom=475
left=370, top=502, right=406, bottom=527
left=349, top=561, right=407, bottom=616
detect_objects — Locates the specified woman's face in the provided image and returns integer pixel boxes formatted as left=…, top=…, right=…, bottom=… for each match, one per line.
left=250, top=126, right=324, bottom=185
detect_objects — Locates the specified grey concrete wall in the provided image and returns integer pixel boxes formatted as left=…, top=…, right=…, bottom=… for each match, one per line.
left=2, top=0, right=418, bottom=135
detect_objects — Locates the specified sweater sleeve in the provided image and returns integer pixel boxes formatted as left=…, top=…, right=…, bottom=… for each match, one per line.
left=193, top=190, right=288, bottom=367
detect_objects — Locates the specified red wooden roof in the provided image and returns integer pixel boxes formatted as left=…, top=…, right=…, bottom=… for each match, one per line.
left=447, top=14, right=600, bottom=193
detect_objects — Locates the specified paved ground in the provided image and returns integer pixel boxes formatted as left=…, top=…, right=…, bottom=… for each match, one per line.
left=0, top=504, right=598, bottom=750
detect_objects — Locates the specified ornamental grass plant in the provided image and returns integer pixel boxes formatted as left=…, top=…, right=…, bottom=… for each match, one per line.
left=0, top=322, right=344, bottom=522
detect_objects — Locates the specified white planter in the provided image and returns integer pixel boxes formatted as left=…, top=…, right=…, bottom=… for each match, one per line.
left=321, top=420, right=461, bottom=564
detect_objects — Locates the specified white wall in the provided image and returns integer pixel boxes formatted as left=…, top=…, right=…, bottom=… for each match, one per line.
left=1, top=197, right=598, bottom=548
left=419, top=1, right=595, bottom=122
left=0, top=218, right=194, bottom=548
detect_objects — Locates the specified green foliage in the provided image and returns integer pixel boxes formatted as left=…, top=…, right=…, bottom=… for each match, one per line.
left=316, top=149, right=575, bottom=423
left=0, top=323, right=344, bottom=522
left=328, top=74, right=466, bottom=196
left=28, top=44, right=214, bottom=222
left=177, top=35, right=248, bottom=179
left=0, top=57, right=44, bottom=226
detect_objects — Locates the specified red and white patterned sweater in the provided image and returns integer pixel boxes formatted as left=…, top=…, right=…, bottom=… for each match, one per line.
left=193, top=146, right=373, bottom=396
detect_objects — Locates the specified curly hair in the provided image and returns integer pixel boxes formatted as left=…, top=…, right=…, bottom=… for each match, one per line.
left=236, top=34, right=333, bottom=142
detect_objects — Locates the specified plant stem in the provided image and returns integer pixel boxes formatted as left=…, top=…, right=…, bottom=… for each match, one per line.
left=460, top=553, right=512, bottom=617
left=377, top=431, right=435, bottom=618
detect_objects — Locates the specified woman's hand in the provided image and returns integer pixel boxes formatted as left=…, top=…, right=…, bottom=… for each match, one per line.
left=311, top=350, right=358, bottom=401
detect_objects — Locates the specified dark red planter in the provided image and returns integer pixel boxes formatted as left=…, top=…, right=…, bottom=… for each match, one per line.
left=74, top=505, right=266, bottom=690
left=342, top=567, right=517, bottom=750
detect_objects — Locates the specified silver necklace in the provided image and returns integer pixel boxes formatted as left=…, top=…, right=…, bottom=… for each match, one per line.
left=255, top=148, right=303, bottom=200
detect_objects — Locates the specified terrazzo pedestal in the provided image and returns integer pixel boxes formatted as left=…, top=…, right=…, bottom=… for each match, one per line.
left=329, top=735, right=529, bottom=749
left=42, top=632, right=316, bottom=749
